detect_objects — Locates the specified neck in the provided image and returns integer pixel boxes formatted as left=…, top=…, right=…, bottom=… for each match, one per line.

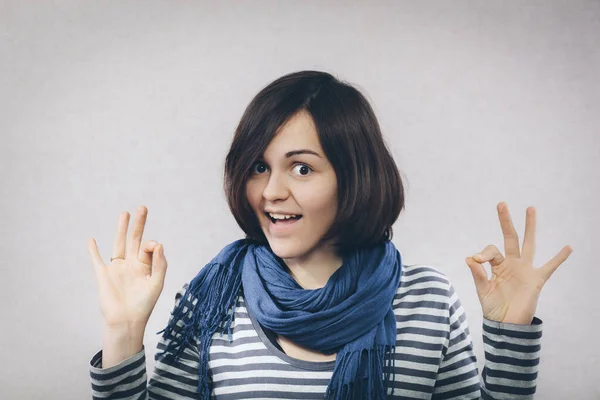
left=281, top=242, right=343, bottom=289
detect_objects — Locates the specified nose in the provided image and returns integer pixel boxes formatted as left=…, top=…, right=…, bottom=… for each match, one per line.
left=262, top=170, right=289, bottom=202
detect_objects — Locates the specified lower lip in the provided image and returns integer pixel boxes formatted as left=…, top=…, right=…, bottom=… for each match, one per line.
left=268, top=217, right=302, bottom=234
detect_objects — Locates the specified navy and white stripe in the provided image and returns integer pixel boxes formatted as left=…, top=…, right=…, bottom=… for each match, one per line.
left=90, top=264, right=543, bottom=399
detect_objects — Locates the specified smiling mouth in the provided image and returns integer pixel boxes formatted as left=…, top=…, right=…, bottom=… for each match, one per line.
left=265, top=213, right=303, bottom=223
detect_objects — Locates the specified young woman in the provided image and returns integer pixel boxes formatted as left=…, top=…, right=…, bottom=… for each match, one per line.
left=88, top=71, right=572, bottom=399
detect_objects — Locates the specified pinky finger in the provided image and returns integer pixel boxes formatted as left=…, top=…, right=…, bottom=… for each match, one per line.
left=539, top=245, right=574, bottom=282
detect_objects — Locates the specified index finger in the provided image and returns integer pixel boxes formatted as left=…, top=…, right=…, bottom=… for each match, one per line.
left=497, top=202, right=521, bottom=258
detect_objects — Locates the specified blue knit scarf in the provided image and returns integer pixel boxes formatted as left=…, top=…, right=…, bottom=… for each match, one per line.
left=156, top=238, right=402, bottom=399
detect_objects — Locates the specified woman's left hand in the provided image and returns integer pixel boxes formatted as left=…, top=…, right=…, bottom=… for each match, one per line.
left=465, top=202, right=573, bottom=325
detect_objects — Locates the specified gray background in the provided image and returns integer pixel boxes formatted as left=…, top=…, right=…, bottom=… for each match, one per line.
left=1, top=1, right=598, bottom=399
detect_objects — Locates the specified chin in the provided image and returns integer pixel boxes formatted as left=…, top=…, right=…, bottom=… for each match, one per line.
left=265, top=236, right=313, bottom=260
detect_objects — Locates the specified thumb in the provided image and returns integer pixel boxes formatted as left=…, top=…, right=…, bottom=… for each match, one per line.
left=151, top=244, right=168, bottom=288
left=465, top=257, right=490, bottom=298
left=87, top=238, right=107, bottom=279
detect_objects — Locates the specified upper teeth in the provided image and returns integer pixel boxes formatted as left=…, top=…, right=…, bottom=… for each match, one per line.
left=269, top=213, right=297, bottom=220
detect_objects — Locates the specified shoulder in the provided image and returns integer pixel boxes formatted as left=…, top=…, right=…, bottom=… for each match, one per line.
left=173, top=261, right=226, bottom=308
left=391, top=265, right=455, bottom=332
left=398, top=264, right=452, bottom=290
left=394, top=264, right=453, bottom=305
left=169, top=281, right=201, bottom=323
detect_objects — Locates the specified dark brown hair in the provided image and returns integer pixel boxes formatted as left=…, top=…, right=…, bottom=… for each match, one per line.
left=224, top=70, right=405, bottom=254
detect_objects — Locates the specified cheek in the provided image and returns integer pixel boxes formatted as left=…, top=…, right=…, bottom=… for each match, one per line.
left=245, top=181, right=262, bottom=211
left=302, top=182, right=337, bottom=219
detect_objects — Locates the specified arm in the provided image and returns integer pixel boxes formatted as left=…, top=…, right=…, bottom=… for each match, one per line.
left=89, top=283, right=201, bottom=399
left=432, top=283, right=542, bottom=399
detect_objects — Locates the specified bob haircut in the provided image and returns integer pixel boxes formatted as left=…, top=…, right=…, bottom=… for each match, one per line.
left=224, top=70, right=405, bottom=254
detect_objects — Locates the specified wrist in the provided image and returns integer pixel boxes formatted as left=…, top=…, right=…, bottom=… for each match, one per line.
left=485, top=315, right=534, bottom=325
left=501, top=318, right=533, bottom=325
left=101, top=325, right=145, bottom=368
left=103, top=320, right=147, bottom=334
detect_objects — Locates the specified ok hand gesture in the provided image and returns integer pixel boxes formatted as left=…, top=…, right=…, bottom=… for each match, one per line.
left=465, top=202, right=573, bottom=325
left=87, top=206, right=168, bottom=331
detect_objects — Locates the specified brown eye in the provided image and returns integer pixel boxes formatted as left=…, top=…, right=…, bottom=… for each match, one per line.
left=292, top=164, right=312, bottom=176
left=251, top=162, right=268, bottom=174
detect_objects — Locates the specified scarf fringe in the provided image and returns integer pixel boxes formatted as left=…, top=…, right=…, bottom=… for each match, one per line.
left=155, top=260, right=243, bottom=397
left=325, top=344, right=396, bottom=400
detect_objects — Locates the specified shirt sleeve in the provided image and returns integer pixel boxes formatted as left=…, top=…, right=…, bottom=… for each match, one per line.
left=89, top=283, right=202, bottom=399
left=432, top=283, right=543, bottom=400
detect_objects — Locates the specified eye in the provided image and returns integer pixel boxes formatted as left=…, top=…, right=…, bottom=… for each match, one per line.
left=251, top=161, right=268, bottom=175
left=292, top=163, right=313, bottom=176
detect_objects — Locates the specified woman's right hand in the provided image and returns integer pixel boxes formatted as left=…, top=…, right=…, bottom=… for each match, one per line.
left=87, top=205, right=168, bottom=331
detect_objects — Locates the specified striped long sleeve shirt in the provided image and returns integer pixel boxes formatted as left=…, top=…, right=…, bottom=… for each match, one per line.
left=89, top=264, right=543, bottom=399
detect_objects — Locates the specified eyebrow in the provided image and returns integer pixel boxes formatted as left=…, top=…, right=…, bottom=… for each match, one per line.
left=284, top=149, right=323, bottom=159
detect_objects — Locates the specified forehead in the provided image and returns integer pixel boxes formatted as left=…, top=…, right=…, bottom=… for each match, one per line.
left=262, top=111, right=322, bottom=157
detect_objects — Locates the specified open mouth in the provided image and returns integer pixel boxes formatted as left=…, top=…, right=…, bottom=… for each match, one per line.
left=265, top=213, right=303, bottom=223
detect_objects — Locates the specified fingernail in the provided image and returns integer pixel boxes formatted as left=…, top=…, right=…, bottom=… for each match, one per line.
left=473, top=254, right=482, bottom=260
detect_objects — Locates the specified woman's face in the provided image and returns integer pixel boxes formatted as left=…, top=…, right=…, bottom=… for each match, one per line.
left=245, top=110, right=338, bottom=261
